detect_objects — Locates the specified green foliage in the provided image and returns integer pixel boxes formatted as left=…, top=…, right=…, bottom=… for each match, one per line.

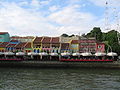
left=87, top=27, right=120, bottom=53
left=69, top=34, right=75, bottom=37
left=61, top=34, right=69, bottom=37
left=86, top=27, right=102, bottom=41
left=61, top=34, right=75, bottom=37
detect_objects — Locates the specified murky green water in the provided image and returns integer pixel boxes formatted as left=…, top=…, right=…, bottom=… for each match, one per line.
left=0, top=67, right=120, bottom=90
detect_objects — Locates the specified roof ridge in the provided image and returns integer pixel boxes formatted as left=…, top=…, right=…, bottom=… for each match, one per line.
left=41, top=37, right=44, bottom=42
left=50, top=37, right=52, bottom=43
left=24, top=42, right=29, bottom=48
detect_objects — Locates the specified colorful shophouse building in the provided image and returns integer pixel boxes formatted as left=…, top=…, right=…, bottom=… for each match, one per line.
left=0, top=32, right=10, bottom=42
left=15, top=42, right=27, bottom=52
left=42, top=37, right=51, bottom=53
left=32, top=37, right=43, bottom=53
left=0, top=42, right=9, bottom=52
left=6, top=40, right=20, bottom=52
left=79, top=37, right=96, bottom=53
left=59, top=36, right=79, bottom=53
left=70, top=40, right=80, bottom=53
left=96, top=43, right=105, bottom=52
left=24, top=42, right=32, bottom=53
left=50, top=37, right=60, bottom=53
left=79, top=37, right=105, bottom=53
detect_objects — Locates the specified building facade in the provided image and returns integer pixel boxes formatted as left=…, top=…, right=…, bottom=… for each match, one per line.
left=32, top=37, right=43, bottom=53
left=79, top=37, right=96, bottom=53
left=50, top=37, right=60, bottom=53
left=24, top=42, right=32, bottom=53
left=0, top=42, right=9, bottom=52
left=70, top=40, right=79, bottom=53
left=0, top=32, right=10, bottom=42
left=96, top=43, right=105, bottom=52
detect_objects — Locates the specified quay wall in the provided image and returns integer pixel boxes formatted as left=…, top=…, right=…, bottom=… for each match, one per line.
left=0, top=61, right=120, bottom=69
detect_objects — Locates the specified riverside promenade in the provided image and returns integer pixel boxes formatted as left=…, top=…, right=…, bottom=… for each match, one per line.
left=0, top=60, right=120, bottom=69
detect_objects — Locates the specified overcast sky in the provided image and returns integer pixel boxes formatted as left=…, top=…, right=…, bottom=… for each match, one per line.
left=0, top=0, right=119, bottom=36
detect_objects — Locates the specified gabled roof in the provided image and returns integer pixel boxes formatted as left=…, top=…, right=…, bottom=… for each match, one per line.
left=51, top=37, right=59, bottom=43
left=42, top=37, right=51, bottom=43
left=11, top=36, right=34, bottom=39
left=6, top=44, right=17, bottom=47
left=15, top=42, right=26, bottom=48
left=0, top=32, right=8, bottom=35
left=0, top=42, right=9, bottom=48
left=24, top=42, right=31, bottom=48
left=33, top=37, right=43, bottom=43
left=10, top=40, right=19, bottom=42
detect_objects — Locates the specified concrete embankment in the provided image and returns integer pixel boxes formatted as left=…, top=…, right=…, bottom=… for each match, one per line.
left=0, top=60, right=120, bottom=69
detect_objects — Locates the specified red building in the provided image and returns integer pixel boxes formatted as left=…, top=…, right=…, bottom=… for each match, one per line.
left=79, top=37, right=105, bottom=53
left=96, top=43, right=105, bottom=52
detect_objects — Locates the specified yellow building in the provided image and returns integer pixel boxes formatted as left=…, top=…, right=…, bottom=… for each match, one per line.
left=32, top=37, right=43, bottom=53
left=70, top=40, right=79, bottom=53
left=0, top=42, right=9, bottom=52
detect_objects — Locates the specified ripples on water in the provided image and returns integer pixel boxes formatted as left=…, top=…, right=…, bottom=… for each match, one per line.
left=0, top=67, right=120, bottom=90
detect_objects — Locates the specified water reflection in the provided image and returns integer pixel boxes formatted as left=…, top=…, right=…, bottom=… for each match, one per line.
left=0, top=68, right=120, bottom=90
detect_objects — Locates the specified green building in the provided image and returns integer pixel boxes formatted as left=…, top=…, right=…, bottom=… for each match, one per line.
left=0, top=32, right=10, bottom=42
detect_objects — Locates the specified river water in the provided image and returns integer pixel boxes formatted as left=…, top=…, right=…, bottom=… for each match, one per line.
left=0, top=67, right=120, bottom=90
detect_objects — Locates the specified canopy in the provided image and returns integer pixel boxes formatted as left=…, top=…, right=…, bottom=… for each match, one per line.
left=27, top=52, right=39, bottom=56
left=4, top=52, right=15, bottom=55
left=107, top=52, right=117, bottom=56
left=39, top=52, right=48, bottom=56
left=95, top=52, right=106, bottom=56
left=16, top=52, right=25, bottom=56
left=0, top=52, right=3, bottom=55
left=50, top=53, right=58, bottom=56
left=61, top=52, right=71, bottom=56
left=72, top=53, right=81, bottom=56
left=81, top=52, right=92, bottom=56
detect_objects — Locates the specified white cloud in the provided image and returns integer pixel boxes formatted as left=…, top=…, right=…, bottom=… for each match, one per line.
left=19, top=1, right=29, bottom=6
left=0, top=2, right=58, bottom=36
left=48, top=5, right=97, bottom=34
left=49, top=5, right=59, bottom=12
left=30, top=0, right=51, bottom=9
left=40, top=0, right=51, bottom=5
left=0, top=0, right=117, bottom=37
left=31, top=0, right=40, bottom=8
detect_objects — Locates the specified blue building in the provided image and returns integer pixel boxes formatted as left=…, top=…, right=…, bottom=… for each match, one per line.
left=0, top=32, right=10, bottom=42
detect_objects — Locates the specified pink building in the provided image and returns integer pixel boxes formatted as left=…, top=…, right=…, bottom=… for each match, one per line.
left=79, top=37, right=96, bottom=53
left=96, top=43, right=105, bottom=52
left=79, top=37, right=105, bottom=53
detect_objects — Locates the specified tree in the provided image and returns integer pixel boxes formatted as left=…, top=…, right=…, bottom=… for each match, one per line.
left=69, top=34, right=75, bottom=37
left=86, top=27, right=120, bottom=54
left=61, top=34, right=69, bottom=37
left=86, top=27, right=102, bottom=41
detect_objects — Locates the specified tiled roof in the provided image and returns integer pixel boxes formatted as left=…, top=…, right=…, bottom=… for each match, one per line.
left=24, top=42, right=31, bottom=48
left=51, top=37, right=59, bottom=43
left=10, top=40, right=19, bottom=42
left=11, top=36, right=34, bottom=39
left=0, top=42, right=9, bottom=48
left=0, top=32, right=8, bottom=35
left=6, top=44, right=17, bottom=47
left=15, top=42, right=26, bottom=48
left=42, top=37, right=51, bottom=43
left=34, top=37, right=43, bottom=43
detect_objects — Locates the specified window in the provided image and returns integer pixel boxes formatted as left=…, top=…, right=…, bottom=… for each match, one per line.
left=98, top=45, right=102, bottom=49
